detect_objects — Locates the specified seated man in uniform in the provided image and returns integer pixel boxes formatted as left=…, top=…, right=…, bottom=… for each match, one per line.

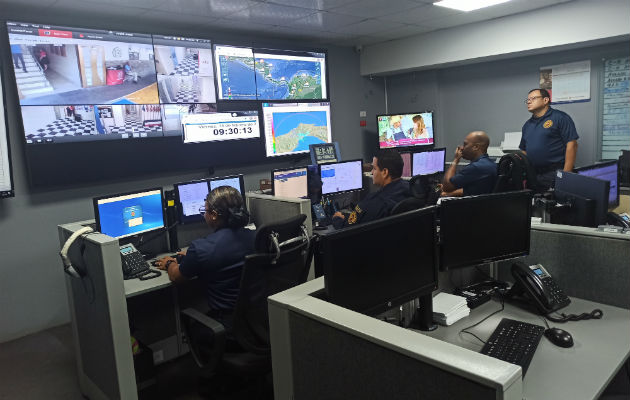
left=441, top=131, right=497, bottom=197
left=332, top=149, right=410, bottom=228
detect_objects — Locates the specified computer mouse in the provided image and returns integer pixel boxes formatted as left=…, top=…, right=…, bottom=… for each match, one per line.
left=544, top=327, right=574, bottom=348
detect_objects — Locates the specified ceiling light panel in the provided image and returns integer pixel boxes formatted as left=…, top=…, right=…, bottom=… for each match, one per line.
left=433, top=0, right=512, bottom=12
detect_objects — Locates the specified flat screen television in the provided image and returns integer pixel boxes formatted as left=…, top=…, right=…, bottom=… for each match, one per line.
left=377, top=112, right=434, bottom=149
left=262, top=102, right=332, bottom=157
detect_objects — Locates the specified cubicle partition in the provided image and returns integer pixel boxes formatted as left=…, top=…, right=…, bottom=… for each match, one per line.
left=269, top=279, right=523, bottom=400
left=499, top=223, right=630, bottom=309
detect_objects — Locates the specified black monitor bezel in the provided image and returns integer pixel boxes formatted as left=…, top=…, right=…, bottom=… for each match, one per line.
left=319, top=159, right=364, bottom=196
left=320, top=206, right=439, bottom=316
left=411, top=147, right=446, bottom=176
left=575, top=160, right=619, bottom=209
left=0, top=65, right=15, bottom=198
left=93, top=187, right=166, bottom=239
left=555, top=170, right=610, bottom=226
left=271, top=166, right=309, bottom=198
left=376, top=111, right=436, bottom=151
left=438, top=190, right=532, bottom=271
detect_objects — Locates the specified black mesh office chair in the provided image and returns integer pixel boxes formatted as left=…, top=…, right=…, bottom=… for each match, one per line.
left=390, top=196, right=427, bottom=215
left=180, top=214, right=312, bottom=398
left=408, top=174, right=439, bottom=205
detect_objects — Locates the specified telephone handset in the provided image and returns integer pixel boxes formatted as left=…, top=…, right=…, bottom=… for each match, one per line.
left=508, top=261, right=571, bottom=315
left=607, top=211, right=630, bottom=229
left=120, top=243, right=160, bottom=280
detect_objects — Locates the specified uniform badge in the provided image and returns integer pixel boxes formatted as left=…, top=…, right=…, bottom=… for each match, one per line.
left=543, top=119, right=553, bottom=128
left=348, top=205, right=362, bottom=225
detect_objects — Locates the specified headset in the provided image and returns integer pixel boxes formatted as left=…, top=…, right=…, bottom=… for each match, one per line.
left=59, top=226, right=94, bottom=278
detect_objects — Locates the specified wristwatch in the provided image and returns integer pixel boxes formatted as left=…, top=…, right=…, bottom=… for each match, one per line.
left=165, top=259, right=175, bottom=271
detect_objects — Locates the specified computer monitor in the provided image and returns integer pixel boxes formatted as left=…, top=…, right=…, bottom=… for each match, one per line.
left=401, top=152, right=412, bottom=178
left=575, top=160, right=619, bottom=208
left=272, top=167, right=308, bottom=198
left=174, top=175, right=244, bottom=224
left=554, top=170, right=610, bottom=227
left=320, top=159, right=363, bottom=195
left=439, top=191, right=532, bottom=271
left=412, top=148, right=446, bottom=176
left=317, top=206, right=438, bottom=319
left=93, top=188, right=165, bottom=239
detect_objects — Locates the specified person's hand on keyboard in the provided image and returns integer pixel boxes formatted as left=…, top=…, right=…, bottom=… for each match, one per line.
left=154, top=255, right=177, bottom=271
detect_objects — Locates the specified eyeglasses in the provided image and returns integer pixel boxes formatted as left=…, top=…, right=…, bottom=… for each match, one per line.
left=524, top=95, right=542, bottom=103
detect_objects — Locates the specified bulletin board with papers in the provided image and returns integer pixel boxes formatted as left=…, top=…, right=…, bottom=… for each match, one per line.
left=601, top=57, right=630, bottom=160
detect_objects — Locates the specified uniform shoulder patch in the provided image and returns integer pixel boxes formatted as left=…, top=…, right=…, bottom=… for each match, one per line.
left=543, top=119, right=553, bottom=128
left=347, top=211, right=358, bottom=224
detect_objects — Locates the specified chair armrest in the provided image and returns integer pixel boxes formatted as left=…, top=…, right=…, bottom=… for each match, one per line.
left=181, top=308, right=226, bottom=370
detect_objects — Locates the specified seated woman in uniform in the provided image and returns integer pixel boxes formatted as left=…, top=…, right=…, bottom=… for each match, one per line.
left=155, top=186, right=255, bottom=328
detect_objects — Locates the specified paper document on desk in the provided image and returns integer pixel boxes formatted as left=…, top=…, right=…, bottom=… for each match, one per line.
left=432, top=292, right=470, bottom=326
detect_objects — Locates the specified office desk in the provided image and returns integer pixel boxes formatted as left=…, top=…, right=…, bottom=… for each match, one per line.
left=269, top=277, right=630, bottom=400
left=422, top=297, right=630, bottom=400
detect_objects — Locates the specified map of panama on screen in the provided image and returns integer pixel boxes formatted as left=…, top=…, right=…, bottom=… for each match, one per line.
left=262, top=102, right=332, bottom=157
left=214, top=45, right=257, bottom=100
left=254, top=51, right=326, bottom=100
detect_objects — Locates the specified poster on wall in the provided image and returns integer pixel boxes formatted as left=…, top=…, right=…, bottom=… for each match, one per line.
left=0, top=67, right=15, bottom=197
left=602, top=57, right=630, bottom=160
left=539, top=60, right=590, bottom=103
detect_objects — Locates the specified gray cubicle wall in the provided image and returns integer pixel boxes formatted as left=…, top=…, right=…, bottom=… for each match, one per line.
left=499, top=225, right=630, bottom=309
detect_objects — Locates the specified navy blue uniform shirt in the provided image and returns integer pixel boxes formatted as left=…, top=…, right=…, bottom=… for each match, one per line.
left=450, top=154, right=497, bottom=196
left=179, top=227, right=256, bottom=311
left=333, top=178, right=410, bottom=228
left=519, top=107, right=579, bottom=169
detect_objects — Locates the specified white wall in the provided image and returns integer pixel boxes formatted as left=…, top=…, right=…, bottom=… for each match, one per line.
left=361, top=0, right=630, bottom=76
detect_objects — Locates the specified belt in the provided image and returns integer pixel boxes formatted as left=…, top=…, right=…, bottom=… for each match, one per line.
left=535, top=163, right=564, bottom=174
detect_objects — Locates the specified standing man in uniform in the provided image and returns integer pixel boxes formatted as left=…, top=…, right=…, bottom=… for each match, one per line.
left=519, top=88, right=578, bottom=191
left=332, top=149, right=410, bottom=228
left=441, top=131, right=497, bottom=197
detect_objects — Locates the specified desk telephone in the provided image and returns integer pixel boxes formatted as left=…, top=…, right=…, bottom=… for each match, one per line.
left=119, top=243, right=160, bottom=280
left=508, top=262, right=571, bottom=314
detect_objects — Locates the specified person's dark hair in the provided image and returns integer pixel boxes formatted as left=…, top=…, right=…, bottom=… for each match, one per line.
left=374, top=149, right=403, bottom=179
left=205, top=186, right=249, bottom=229
left=528, top=88, right=551, bottom=100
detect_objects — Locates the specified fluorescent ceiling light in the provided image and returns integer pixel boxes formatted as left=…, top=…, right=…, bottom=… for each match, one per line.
left=433, top=0, right=512, bottom=12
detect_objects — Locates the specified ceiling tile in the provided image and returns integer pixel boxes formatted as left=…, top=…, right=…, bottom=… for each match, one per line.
left=154, top=0, right=251, bottom=18
left=204, top=17, right=278, bottom=34
left=332, top=0, right=421, bottom=19
left=141, top=10, right=219, bottom=27
left=266, top=0, right=362, bottom=11
left=72, top=0, right=166, bottom=8
left=373, top=23, right=433, bottom=39
left=286, top=11, right=364, bottom=30
left=49, top=0, right=148, bottom=21
left=224, top=2, right=317, bottom=25
left=377, top=4, right=461, bottom=24
left=332, top=18, right=393, bottom=36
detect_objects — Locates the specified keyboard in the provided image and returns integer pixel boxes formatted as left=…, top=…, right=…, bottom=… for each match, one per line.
left=480, top=318, right=545, bottom=375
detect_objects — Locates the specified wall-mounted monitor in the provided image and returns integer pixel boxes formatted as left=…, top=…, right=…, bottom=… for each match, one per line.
left=153, top=34, right=215, bottom=104
left=320, top=159, right=363, bottom=195
left=93, top=188, right=165, bottom=239
left=272, top=167, right=308, bottom=198
left=214, top=45, right=256, bottom=100
left=377, top=112, right=434, bottom=150
left=262, top=102, right=332, bottom=157
left=412, top=147, right=445, bottom=176
left=253, top=49, right=327, bottom=100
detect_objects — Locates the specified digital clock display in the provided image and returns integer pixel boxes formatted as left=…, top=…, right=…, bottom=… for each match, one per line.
left=182, top=111, right=260, bottom=143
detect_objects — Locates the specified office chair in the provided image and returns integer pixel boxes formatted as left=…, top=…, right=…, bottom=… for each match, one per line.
left=391, top=196, right=427, bottom=215
left=180, top=214, right=312, bottom=399
left=409, top=174, right=439, bottom=205
left=494, top=151, right=537, bottom=192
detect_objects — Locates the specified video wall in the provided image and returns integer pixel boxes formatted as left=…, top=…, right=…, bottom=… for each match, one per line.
left=6, top=21, right=331, bottom=186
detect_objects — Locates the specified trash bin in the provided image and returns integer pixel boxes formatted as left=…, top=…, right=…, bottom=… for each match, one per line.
left=106, top=68, right=124, bottom=85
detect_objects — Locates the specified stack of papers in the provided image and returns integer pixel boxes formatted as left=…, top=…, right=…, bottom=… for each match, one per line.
left=432, top=292, right=470, bottom=326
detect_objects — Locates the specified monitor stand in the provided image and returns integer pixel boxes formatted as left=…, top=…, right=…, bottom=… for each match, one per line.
left=409, top=293, right=437, bottom=331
